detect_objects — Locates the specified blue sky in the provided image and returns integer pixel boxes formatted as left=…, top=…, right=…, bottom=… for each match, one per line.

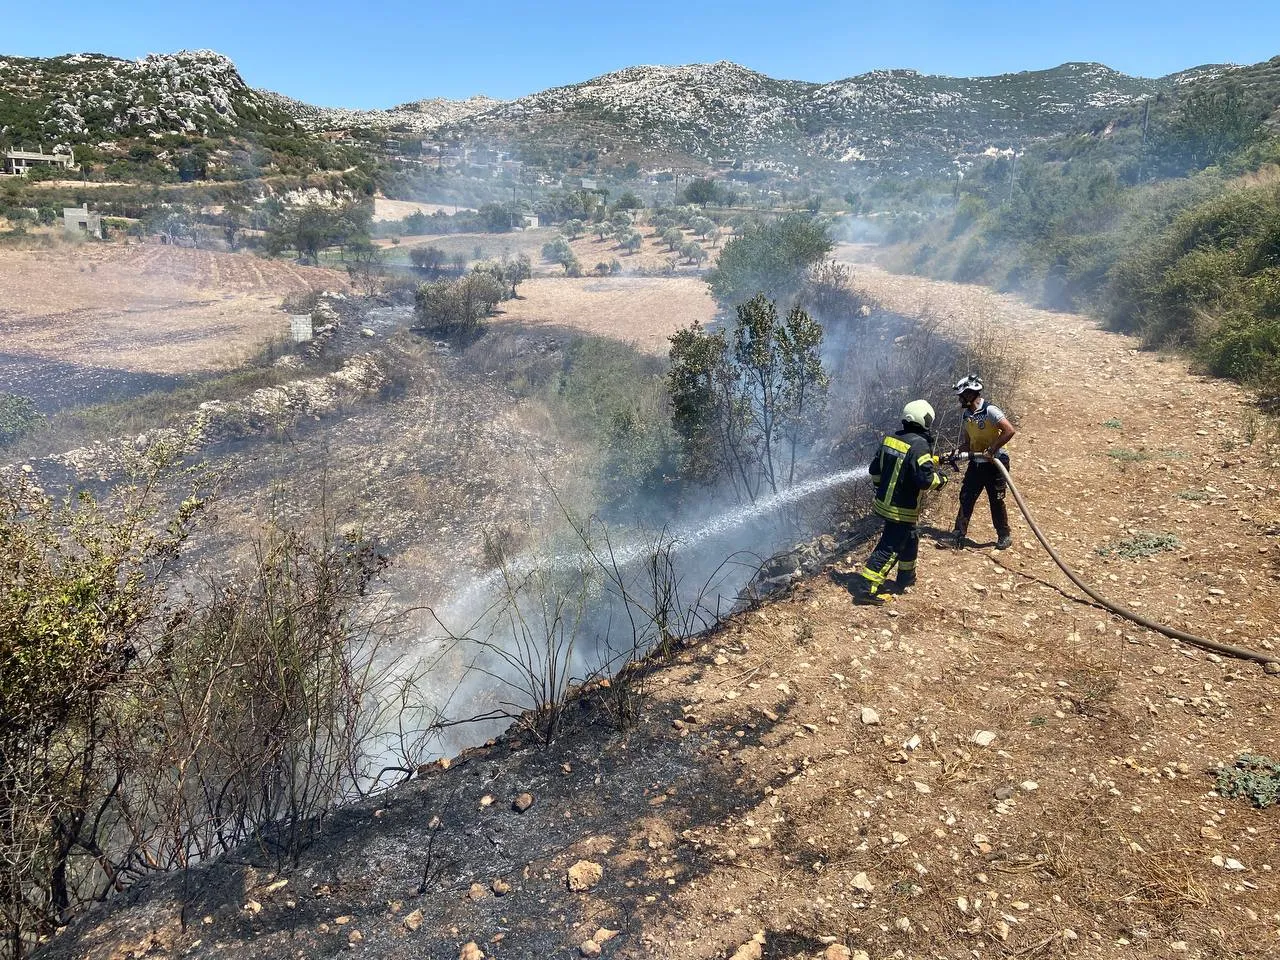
left=5, top=1, right=1278, bottom=109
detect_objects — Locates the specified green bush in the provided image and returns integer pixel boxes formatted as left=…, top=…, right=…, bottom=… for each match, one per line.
left=1096, top=531, right=1180, bottom=559
left=0, top=393, right=41, bottom=446
left=1215, top=753, right=1280, bottom=808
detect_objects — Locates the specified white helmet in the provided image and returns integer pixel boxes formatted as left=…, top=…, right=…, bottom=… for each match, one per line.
left=953, top=374, right=983, bottom=396
left=902, top=399, right=935, bottom=431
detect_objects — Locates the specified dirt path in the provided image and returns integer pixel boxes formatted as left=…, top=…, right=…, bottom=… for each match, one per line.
left=42, top=268, right=1280, bottom=960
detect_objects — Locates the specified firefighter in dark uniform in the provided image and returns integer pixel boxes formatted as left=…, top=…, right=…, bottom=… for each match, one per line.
left=847, top=399, right=947, bottom=606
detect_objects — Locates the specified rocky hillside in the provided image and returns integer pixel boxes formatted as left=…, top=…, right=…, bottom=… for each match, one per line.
left=3, top=48, right=1240, bottom=183
left=438, top=60, right=1230, bottom=176
left=0, top=50, right=298, bottom=147
left=261, top=91, right=504, bottom=134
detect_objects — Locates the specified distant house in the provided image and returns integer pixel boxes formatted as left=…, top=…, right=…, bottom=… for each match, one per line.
left=3, top=146, right=76, bottom=176
left=63, top=204, right=103, bottom=238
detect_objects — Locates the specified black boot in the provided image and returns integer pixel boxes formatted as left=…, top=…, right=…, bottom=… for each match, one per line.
left=996, top=532, right=1013, bottom=550
left=848, top=576, right=885, bottom=606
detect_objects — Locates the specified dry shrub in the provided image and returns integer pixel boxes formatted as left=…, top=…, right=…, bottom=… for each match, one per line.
left=0, top=453, right=432, bottom=958
left=949, top=312, right=1029, bottom=426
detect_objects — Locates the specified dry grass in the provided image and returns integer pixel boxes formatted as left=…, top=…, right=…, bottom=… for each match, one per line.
left=0, top=241, right=347, bottom=381
left=490, top=276, right=717, bottom=355
left=372, top=198, right=476, bottom=220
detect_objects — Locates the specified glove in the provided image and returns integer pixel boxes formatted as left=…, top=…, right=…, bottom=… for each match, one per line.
left=931, top=454, right=942, bottom=466
left=937, top=472, right=949, bottom=488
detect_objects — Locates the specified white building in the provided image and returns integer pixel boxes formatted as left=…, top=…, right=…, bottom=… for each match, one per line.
left=4, top=147, right=76, bottom=176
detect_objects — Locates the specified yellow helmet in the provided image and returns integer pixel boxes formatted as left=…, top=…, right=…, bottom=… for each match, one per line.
left=902, top=399, right=935, bottom=431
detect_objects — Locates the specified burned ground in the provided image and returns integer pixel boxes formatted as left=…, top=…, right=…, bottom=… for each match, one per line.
left=34, top=259, right=1280, bottom=960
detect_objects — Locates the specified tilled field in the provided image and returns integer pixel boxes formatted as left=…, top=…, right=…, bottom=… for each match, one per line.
left=0, top=242, right=348, bottom=411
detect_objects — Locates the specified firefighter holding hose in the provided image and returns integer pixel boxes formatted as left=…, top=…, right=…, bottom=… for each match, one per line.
left=844, top=399, right=947, bottom=606
left=940, top=374, right=1016, bottom=550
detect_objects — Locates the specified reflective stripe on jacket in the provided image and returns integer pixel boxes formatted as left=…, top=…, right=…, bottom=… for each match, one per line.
left=868, top=427, right=943, bottom=524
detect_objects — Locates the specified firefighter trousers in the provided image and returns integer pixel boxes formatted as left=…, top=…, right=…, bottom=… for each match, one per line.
left=858, top=519, right=919, bottom=591
left=953, top=457, right=1011, bottom=538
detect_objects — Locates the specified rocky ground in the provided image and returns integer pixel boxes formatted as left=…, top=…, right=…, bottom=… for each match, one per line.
left=37, top=263, right=1280, bottom=960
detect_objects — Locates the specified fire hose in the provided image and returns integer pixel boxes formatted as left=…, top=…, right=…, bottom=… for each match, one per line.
left=941, top=452, right=1280, bottom=674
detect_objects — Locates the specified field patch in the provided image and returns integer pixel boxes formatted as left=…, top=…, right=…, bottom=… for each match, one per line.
left=490, top=276, right=717, bottom=354
left=0, top=243, right=347, bottom=410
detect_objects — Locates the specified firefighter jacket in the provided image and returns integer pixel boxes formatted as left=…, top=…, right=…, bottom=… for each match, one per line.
left=868, top=426, right=943, bottom=524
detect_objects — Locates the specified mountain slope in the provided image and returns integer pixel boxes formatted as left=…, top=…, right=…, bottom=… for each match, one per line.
left=0, top=50, right=298, bottom=146
left=436, top=60, right=1227, bottom=176
left=259, top=90, right=504, bottom=134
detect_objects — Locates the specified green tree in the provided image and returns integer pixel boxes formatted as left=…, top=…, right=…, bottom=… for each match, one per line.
left=681, top=240, right=707, bottom=265
left=706, top=214, right=833, bottom=307
left=1150, top=82, right=1262, bottom=176
left=409, top=245, right=447, bottom=277
left=612, top=192, right=643, bottom=213
left=683, top=178, right=719, bottom=206
left=667, top=295, right=828, bottom=500
left=662, top=227, right=684, bottom=252
left=503, top=253, right=532, bottom=298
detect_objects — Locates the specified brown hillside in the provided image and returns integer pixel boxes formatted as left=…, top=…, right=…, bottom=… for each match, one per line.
left=41, top=265, right=1280, bottom=960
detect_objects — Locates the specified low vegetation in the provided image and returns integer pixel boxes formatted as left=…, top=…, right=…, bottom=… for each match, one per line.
left=888, top=60, right=1280, bottom=404
left=1215, top=753, right=1280, bottom=808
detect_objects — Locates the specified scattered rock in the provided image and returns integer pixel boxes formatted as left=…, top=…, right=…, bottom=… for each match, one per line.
left=567, top=860, right=603, bottom=891
left=593, top=928, right=620, bottom=943
left=823, top=946, right=852, bottom=960
left=860, top=707, right=880, bottom=726
left=579, top=940, right=602, bottom=958
left=851, top=871, right=874, bottom=892
left=402, top=909, right=423, bottom=932
left=467, top=882, right=487, bottom=901
left=459, top=943, right=484, bottom=960
left=1264, top=661, right=1280, bottom=676
left=491, top=878, right=512, bottom=896
left=730, top=932, right=766, bottom=960
left=347, top=929, right=363, bottom=945
left=994, top=785, right=1016, bottom=801
left=512, top=792, right=534, bottom=813
left=242, top=899, right=261, bottom=915
left=971, top=730, right=997, bottom=747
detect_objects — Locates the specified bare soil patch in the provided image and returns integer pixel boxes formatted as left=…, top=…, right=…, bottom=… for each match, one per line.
left=0, top=242, right=348, bottom=410
left=373, top=198, right=477, bottom=220
left=491, top=277, right=717, bottom=355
